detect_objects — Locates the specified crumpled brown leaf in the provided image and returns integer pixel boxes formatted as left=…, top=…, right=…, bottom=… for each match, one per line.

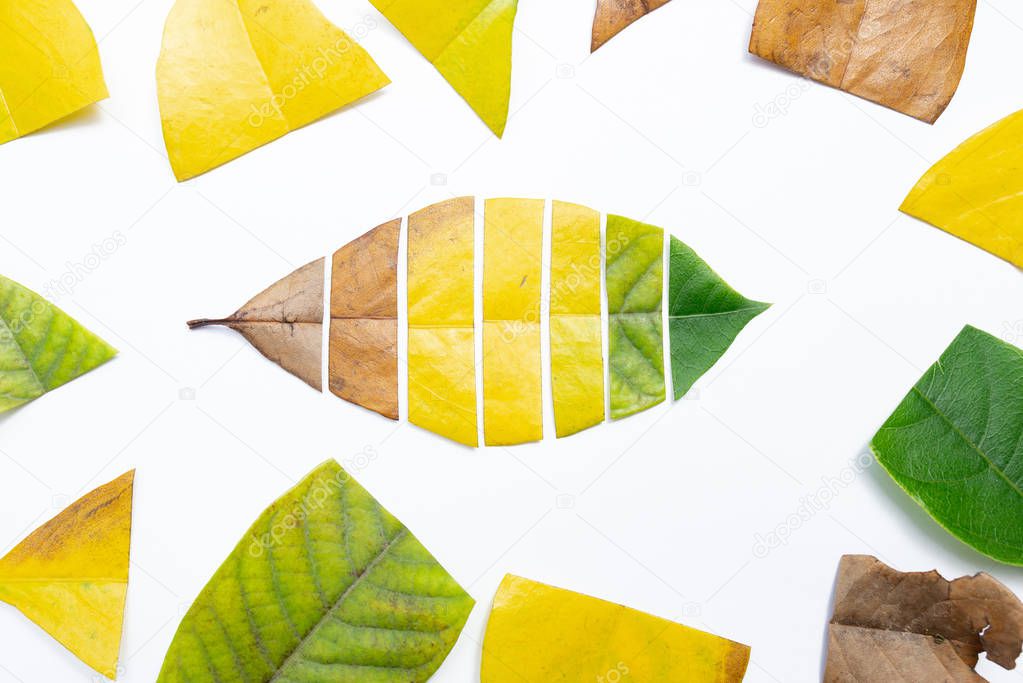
left=188, top=258, right=324, bottom=390
left=329, top=219, right=400, bottom=420
left=825, top=555, right=1023, bottom=682
left=749, top=0, right=977, bottom=123
left=592, top=0, right=672, bottom=52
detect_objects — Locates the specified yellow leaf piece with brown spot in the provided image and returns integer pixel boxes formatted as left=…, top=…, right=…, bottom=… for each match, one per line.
left=482, top=575, right=751, bottom=682
left=483, top=198, right=544, bottom=446
left=0, top=0, right=107, bottom=143
left=156, top=0, right=390, bottom=180
left=0, top=471, right=134, bottom=680
left=550, top=201, right=604, bottom=437
left=901, top=109, right=1023, bottom=268
left=592, top=0, right=673, bottom=52
left=408, top=197, right=478, bottom=446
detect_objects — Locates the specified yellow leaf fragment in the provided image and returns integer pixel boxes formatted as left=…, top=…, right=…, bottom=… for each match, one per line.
left=0, top=471, right=134, bottom=679
left=550, top=201, right=604, bottom=437
left=482, top=575, right=750, bottom=682
left=901, top=109, right=1023, bottom=268
left=483, top=198, right=544, bottom=446
left=408, top=197, right=478, bottom=446
left=156, top=0, right=390, bottom=180
left=0, top=0, right=107, bottom=143
left=370, top=0, right=517, bottom=137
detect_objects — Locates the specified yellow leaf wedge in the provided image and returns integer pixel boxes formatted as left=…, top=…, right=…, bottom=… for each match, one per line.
left=0, top=471, right=134, bottom=679
left=370, top=0, right=517, bottom=137
left=482, top=575, right=751, bottom=682
left=0, top=0, right=107, bottom=144
left=156, top=0, right=390, bottom=181
left=901, top=109, right=1023, bottom=268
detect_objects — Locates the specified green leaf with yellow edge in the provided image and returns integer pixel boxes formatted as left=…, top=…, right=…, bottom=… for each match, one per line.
left=157, top=459, right=475, bottom=682
left=0, top=471, right=134, bottom=679
left=872, top=325, right=1023, bottom=566
left=481, top=574, right=750, bottom=681
left=0, top=274, right=116, bottom=413
left=606, top=215, right=665, bottom=419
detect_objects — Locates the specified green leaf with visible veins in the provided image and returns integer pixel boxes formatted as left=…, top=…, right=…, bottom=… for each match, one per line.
left=157, top=460, right=475, bottom=683
left=668, top=237, right=770, bottom=400
left=606, top=215, right=665, bottom=420
left=871, top=325, right=1023, bottom=566
left=0, top=275, right=116, bottom=413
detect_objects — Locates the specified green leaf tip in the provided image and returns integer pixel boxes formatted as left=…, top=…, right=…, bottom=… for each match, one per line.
left=0, top=274, right=116, bottom=414
left=157, top=459, right=475, bottom=682
left=668, top=236, right=770, bottom=400
left=871, top=324, right=1023, bottom=566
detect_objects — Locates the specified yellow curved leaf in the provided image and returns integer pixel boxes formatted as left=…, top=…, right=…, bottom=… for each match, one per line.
left=0, top=471, right=134, bottom=679
left=901, top=109, right=1023, bottom=268
left=483, top=198, right=544, bottom=445
left=0, top=0, right=107, bottom=143
left=156, top=0, right=389, bottom=180
left=550, top=201, right=604, bottom=437
left=370, top=0, right=517, bottom=137
left=482, top=575, right=750, bottom=682
left=408, top=197, right=478, bottom=446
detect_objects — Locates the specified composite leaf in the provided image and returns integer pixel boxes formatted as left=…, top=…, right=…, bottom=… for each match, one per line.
left=0, top=274, right=117, bottom=413
left=157, top=460, right=475, bottom=682
left=749, top=0, right=976, bottom=123
left=901, top=109, right=1023, bottom=268
left=0, top=0, right=107, bottom=143
left=825, top=555, right=1023, bottom=680
left=872, top=325, right=1023, bottom=565
left=0, top=471, right=134, bottom=679
left=606, top=215, right=665, bottom=420
left=668, top=237, right=770, bottom=400
left=481, top=574, right=750, bottom=681
left=157, top=0, right=389, bottom=180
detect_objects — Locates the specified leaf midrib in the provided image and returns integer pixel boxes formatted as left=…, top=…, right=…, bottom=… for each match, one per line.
left=267, top=528, right=409, bottom=682
left=667, top=305, right=766, bottom=321
left=910, top=386, right=1023, bottom=499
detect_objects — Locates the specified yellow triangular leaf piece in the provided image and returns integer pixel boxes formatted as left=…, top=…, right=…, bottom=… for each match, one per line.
left=156, top=0, right=390, bottom=181
left=370, top=0, right=517, bottom=137
left=0, top=0, right=107, bottom=143
left=901, top=109, right=1023, bottom=268
left=482, top=575, right=751, bottom=681
left=0, top=471, right=134, bottom=679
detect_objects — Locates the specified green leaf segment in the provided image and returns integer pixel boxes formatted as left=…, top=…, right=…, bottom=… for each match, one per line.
left=157, top=460, right=475, bottom=682
left=872, top=325, right=1023, bottom=566
left=0, top=275, right=116, bottom=413
left=668, top=237, right=770, bottom=400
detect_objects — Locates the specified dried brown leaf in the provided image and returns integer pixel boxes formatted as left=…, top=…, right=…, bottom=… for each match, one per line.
left=825, top=555, right=1023, bottom=682
left=592, top=0, right=673, bottom=51
left=188, top=258, right=324, bottom=390
left=749, top=0, right=976, bottom=123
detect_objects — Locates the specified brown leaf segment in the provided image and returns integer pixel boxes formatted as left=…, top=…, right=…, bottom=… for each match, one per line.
left=825, top=555, right=1023, bottom=682
left=592, top=0, right=673, bottom=51
left=188, top=258, right=324, bottom=390
left=407, top=197, right=479, bottom=446
left=329, top=220, right=400, bottom=420
left=482, top=198, right=544, bottom=445
left=749, top=0, right=976, bottom=123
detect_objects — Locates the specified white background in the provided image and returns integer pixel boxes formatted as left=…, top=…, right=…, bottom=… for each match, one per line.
left=1, top=0, right=1022, bottom=681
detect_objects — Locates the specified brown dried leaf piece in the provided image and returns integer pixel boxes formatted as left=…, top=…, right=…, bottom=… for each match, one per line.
left=749, top=0, right=976, bottom=123
left=329, top=220, right=400, bottom=420
left=825, top=555, right=1023, bottom=682
left=592, top=0, right=672, bottom=51
left=188, top=258, right=324, bottom=390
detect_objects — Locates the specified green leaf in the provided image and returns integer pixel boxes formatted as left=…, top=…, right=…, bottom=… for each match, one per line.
left=0, top=275, right=116, bottom=413
left=158, top=460, right=475, bottom=682
left=606, top=215, right=665, bottom=420
left=871, top=325, right=1023, bottom=566
left=668, top=237, right=770, bottom=400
